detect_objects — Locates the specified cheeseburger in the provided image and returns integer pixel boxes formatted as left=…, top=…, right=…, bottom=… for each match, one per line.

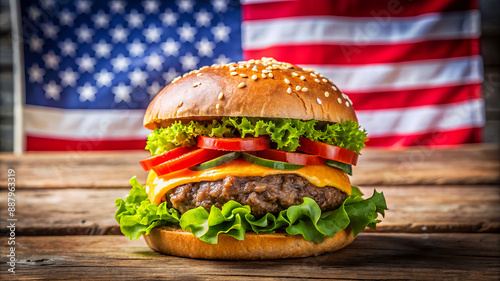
left=115, top=57, right=387, bottom=260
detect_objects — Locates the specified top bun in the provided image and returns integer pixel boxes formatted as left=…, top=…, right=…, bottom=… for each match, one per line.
left=144, top=57, right=357, bottom=130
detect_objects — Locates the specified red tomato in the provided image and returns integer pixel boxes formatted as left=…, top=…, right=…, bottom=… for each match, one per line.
left=297, top=138, right=358, bottom=166
left=197, top=136, right=270, bottom=151
left=152, top=149, right=225, bottom=176
left=140, top=146, right=197, bottom=171
left=255, top=149, right=325, bottom=166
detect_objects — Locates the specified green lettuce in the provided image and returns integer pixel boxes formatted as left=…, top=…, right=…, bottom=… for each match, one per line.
left=145, top=117, right=367, bottom=155
left=115, top=177, right=387, bottom=244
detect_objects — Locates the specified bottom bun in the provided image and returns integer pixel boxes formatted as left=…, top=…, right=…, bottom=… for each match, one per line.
left=143, top=226, right=355, bottom=260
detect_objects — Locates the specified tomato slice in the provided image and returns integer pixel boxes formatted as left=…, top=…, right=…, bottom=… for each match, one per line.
left=140, top=146, right=197, bottom=171
left=297, top=138, right=358, bottom=165
left=255, top=149, right=325, bottom=166
left=152, top=148, right=225, bottom=176
left=197, top=136, right=270, bottom=151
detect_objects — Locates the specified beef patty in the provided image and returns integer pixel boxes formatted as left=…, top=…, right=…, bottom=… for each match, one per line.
left=166, top=174, right=348, bottom=216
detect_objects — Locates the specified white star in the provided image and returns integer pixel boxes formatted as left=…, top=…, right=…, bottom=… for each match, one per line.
left=148, top=81, right=162, bottom=97
left=110, top=25, right=129, bottom=43
left=76, top=24, right=94, bottom=43
left=41, top=0, right=55, bottom=9
left=160, top=9, right=178, bottom=26
left=143, top=25, right=162, bottom=43
left=60, top=9, right=75, bottom=26
left=44, top=81, right=61, bottom=100
left=161, top=38, right=180, bottom=56
left=111, top=54, right=130, bottom=72
left=28, top=6, right=41, bottom=20
left=59, top=39, right=77, bottom=57
left=112, top=83, right=132, bottom=103
left=145, top=53, right=165, bottom=71
left=43, top=51, right=60, bottom=70
left=143, top=0, right=160, bottom=14
left=127, top=39, right=146, bottom=57
left=179, top=52, right=199, bottom=71
left=125, top=10, right=144, bottom=28
left=195, top=38, right=215, bottom=57
left=77, top=82, right=98, bottom=102
left=94, top=69, right=115, bottom=87
left=110, top=0, right=126, bottom=14
left=93, top=10, right=110, bottom=29
left=163, top=67, right=179, bottom=83
left=93, top=40, right=113, bottom=58
left=59, top=68, right=79, bottom=87
left=76, top=0, right=92, bottom=14
left=28, top=64, right=45, bottom=83
left=76, top=54, right=96, bottom=73
left=212, top=22, right=230, bottom=42
left=29, top=36, right=43, bottom=53
left=42, top=22, right=59, bottom=39
left=129, top=68, right=148, bottom=86
left=194, top=9, right=212, bottom=27
left=212, top=0, right=229, bottom=13
left=177, top=0, right=194, bottom=13
left=177, top=23, right=196, bottom=42
left=214, top=54, right=230, bottom=65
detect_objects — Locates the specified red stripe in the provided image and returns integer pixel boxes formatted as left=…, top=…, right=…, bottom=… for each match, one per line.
left=243, top=0, right=477, bottom=21
left=366, top=127, right=482, bottom=147
left=347, top=83, right=481, bottom=111
left=243, top=39, right=480, bottom=65
left=26, top=136, right=146, bottom=151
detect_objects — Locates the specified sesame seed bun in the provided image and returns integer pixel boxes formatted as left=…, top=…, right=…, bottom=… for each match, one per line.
left=143, top=226, right=355, bottom=260
left=144, top=57, right=357, bottom=130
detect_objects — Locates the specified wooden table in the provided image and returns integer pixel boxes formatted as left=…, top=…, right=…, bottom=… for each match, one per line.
left=1, top=145, right=499, bottom=280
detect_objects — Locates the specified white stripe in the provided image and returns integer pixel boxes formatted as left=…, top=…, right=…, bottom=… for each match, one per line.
left=243, top=11, right=480, bottom=49
left=357, top=99, right=485, bottom=138
left=301, top=56, right=483, bottom=93
left=25, top=105, right=149, bottom=139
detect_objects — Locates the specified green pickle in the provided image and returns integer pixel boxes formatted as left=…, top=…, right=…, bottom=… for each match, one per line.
left=324, top=160, right=352, bottom=175
left=189, top=152, right=241, bottom=171
left=242, top=153, right=304, bottom=170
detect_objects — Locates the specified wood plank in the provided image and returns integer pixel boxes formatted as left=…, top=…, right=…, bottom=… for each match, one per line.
left=1, top=144, right=498, bottom=188
left=1, top=186, right=498, bottom=236
left=1, top=233, right=498, bottom=280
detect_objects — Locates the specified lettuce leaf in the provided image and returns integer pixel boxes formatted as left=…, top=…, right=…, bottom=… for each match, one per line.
left=145, top=118, right=367, bottom=155
left=115, top=179, right=387, bottom=243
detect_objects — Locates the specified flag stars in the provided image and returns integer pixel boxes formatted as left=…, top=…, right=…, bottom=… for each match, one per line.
left=214, top=54, right=230, bottom=65
left=128, top=39, right=146, bottom=57
left=27, top=6, right=41, bottom=20
left=126, top=10, right=144, bottom=28
left=60, top=68, right=79, bottom=87
left=163, top=67, right=179, bottom=83
left=212, top=23, right=230, bottom=42
left=148, top=81, right=162, bottom=98
left=42, top=22, right=59, bottom=40
left=110, top=25, right=129, bottom=43
left=76, top=54, right=96, bottom=73
left=160, top=9, right=178, bottom=26
left=59, top=39, right=77, bottom=57
left=76, top=24, right=94, bottom=43
left=143, top=25, right=162, bottom=43
left=129, top=68, right=148, bottom=86
left=212, top=0, right=229, bottom=13
left=161, top=38, right=180, bottom=56
left=179, top=52, right=199, bottom=71
left=145, top=53, right=165, bottom=71
left=43, top=51, right=60, bottom=70
left=29, top=36, right=43, bottom=53
left=76, top=0, right=92, bottom=14
left=60, top=9, right=75, bottom=26
left=143, top=0, right=160, bottom=14
left=78, top=83, right=98, bottom=102
left=194, top=9, right=213, bottom=27
left=94, top=69, right=115, bottom=87
left=112, top=83, right=132, bottom=103
left=93, top=10, right=110, bottom=29
left=177, top=0, right=194, bottom=13
left=110, top=0, right=126, bottom=14
left=28, top=64, right=45, bottom=83
left=195, top=38, right=215, bottom=57
left=111, top=54, right=130, bottom=72
left=177, top=23, right=196, bottom=42
left=93, top=40, right=113, bottom=58
left=44, top=81, right=62, bottom=100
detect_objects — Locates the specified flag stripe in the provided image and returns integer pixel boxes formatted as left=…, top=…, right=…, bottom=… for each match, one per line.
left=242, top=11, right=479, bottom=49
left=244, top=38, right=480, bottom=65
left=243, top=0, right=477, bottom=21
left=349, top=83, right=481, bottom=111
left=26, top=136, right=146, bottom=151
left=303, top=56, right=482, bottom=93
left=357, top=99, right=484, bottom=138
left=24, top=105, right=149, bottom=139
left=365, top=127, right=482, bottom=147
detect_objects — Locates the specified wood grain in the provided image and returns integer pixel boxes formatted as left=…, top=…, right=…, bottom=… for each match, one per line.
left=0, top=144, right=499, bottom=188
left=1, top=186, right=498, bottom=236
left=1, top=233, right=498, bottom=280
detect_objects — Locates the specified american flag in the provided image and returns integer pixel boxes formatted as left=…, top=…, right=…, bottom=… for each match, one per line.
left=18, top=0, right=483, bottom=151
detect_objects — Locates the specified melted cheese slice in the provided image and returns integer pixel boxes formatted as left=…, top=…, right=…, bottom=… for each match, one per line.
left=147, top=159, right=351, bottom=204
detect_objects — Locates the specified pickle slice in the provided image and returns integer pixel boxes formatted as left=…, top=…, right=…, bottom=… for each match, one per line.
left=189, top=152, right=241, bottom=171
left=241, top=153, right=304, bottom=170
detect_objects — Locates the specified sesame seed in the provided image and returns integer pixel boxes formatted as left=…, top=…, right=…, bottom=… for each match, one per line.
left=346, top=101, right=350, bottom=107
left=238, top=65, right=244, bottom=68
left=238, top=82, right=246, bottom=88
left=301, top=87, right=308, bottom=92
left=324, top=92, right=330, bottom=97
left=261, top=73, right=267, bottom=79
left=317, top=98, right=322, bottom=104
left=268, top=73, right=274, bottom=78
left=342, top=93, right=348, bottom=99
left=262, top=69, right=270, bottom=73
left=284, top=78, right=290, bottom=84
left=315, top=78, right=320, bottom=83
left=229, top=66, right=236, bottom=71
left=322, top=78, right=328, bottom=82
left=218, top=92, right=224, bottom=100
left=287, top=87, right=292, bottom=94
left=248, top=59, right=255, bottom=63
left=295, top=85, right=301, bottom=91
left=240, top=73, right=248, bottom=78
left=252, top=67, right=259, bottom=72
left=193, top=82, right=201, bottom=87
left=251, top=75, right=258, bottom=80
left=310, top=73, right=317, bottom=78
left=178, top=101, right=183, bottom=107
left=292, top=72, right=299, bottom=77
left=230, top=72, right=238, bottom=76
left=197, top=73, right=203, bottom=77
left=300, top=76, right=306, bottom=81
left=183, top=73, right=189, bottom=77
left=337, top=98, right=342, bottom=104
left=172, top=76, right=181, bottom=83
left=332, top=85, right=338, bottom=91
left=216, top=103, right=220, bottom=109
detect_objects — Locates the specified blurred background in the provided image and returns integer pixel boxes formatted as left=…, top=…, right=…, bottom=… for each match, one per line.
left=0, top=0, right=498, bottom=153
